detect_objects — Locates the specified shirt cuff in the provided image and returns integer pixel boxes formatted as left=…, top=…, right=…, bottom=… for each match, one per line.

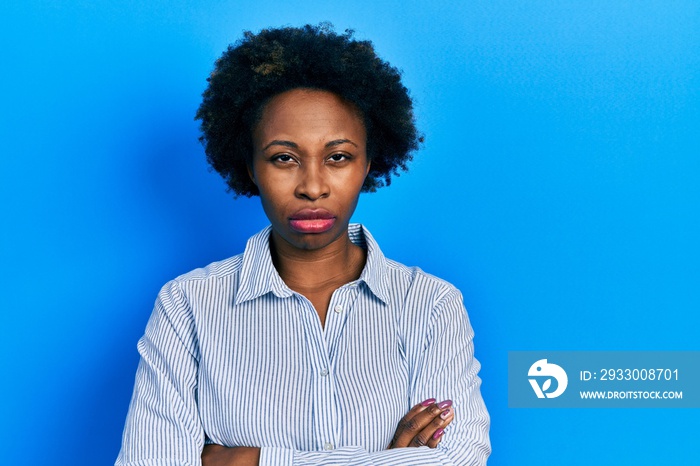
left=259, top=446, right=294, bottom=466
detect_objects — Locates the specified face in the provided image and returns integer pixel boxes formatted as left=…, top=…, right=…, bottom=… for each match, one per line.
left=250, top=88, right=370, bottom=252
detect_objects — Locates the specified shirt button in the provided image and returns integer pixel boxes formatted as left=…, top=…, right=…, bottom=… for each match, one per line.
left=324, top=442, right=334, bottom=450
left=320, top=368, right=329, bottom=376
left=334, top=305, right=343, bottom=313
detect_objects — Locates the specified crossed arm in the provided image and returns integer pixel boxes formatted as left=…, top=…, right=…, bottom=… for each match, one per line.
left=201, top=399, right=456, bottom=466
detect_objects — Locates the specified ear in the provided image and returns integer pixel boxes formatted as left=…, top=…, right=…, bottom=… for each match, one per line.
left=364, top=159, right=371, bottom=178
left=247, top=163, right=257, bottom=186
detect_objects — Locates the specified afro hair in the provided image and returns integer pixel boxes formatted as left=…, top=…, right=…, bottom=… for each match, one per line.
left=195, top=23, right=422, bottom=197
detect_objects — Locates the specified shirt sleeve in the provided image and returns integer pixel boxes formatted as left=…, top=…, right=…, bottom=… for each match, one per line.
left=115, top=280, right=204, bottom=466
left=257, top=286, right=491, bottom=466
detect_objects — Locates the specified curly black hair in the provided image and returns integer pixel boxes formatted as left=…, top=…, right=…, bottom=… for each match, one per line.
left=195, top=23, right=422, bottom=197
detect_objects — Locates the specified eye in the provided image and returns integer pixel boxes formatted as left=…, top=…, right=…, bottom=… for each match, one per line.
left=271, top=154, right=295, bottom=163
left=328, top=153, right=350, bottom=163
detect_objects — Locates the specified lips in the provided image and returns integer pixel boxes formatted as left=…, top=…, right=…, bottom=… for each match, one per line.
left=289, top=209, right=336, bottom=233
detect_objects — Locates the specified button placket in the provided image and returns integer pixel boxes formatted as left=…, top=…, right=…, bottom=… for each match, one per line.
left=320, top=285, right=362, bottom=450
left=325, top=285, right=363, bottom=365
left=294, top=294, right=339, bottom=453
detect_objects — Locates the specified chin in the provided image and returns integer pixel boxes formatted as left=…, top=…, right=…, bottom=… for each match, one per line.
left=283, top=226, right=347, bottom=251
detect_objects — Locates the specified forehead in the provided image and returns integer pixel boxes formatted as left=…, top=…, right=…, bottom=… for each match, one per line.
left=253, top=88, right=366, bottom=143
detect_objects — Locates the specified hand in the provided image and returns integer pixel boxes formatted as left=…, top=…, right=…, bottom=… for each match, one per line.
left=388, top=398, right=454, bottom=449
left=201, top=444, right=261, bottom=466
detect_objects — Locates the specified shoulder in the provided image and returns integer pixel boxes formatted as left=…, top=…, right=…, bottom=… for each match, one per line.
left=165, top=225, right=272, bottom=289
left=152, top=253, right=244, bottom=310
left=381, top=256, right=472, bottom=345
left=358, top=223, right=462, bottom=307
left=171, top=253, right=244, bottom=284
left=384, top=257, right=463, bottom=309
left=383, top=258, right=475, bottom=362
left=163, top=252, right=249, bottom=307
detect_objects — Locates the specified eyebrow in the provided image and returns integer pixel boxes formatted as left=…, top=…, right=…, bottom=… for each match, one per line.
left=262, top=138, right=358, bottom=151
left=325, top=139, right=358, bottom=148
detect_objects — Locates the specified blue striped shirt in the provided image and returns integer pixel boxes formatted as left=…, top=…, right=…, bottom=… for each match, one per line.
left=116, top=224, right=490, bottom=465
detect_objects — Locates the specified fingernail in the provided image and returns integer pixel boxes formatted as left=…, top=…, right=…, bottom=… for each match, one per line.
left=440, top=408, right=451, bottom=419
left=433, top=428, right=445, bottom=440
left=421, top=398, right=437, bottom=407
left=438, top=400, right=453, bottom=409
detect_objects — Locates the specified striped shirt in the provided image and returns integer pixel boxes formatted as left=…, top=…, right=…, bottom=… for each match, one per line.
left=116, top=224, right=490, bottom=465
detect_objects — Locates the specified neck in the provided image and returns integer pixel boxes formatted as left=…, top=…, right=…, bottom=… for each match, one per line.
left=270, top=230, right=366, bottom=293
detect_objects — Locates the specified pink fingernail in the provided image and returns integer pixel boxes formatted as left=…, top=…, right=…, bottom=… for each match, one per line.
left=437, top=400, right=453, bottom=409
left=421, top=398, right=437, bottom=407
left=440, top=408, right=451, bottom=419
left=433, top=428, right=445, bottom=440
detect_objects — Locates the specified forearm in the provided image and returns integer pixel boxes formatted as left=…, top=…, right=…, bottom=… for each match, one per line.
left=202, top=445, right=260, bottom=466
left=259, top=444, right=468, bottom=466
left=205, top=436, right=481, bottom=466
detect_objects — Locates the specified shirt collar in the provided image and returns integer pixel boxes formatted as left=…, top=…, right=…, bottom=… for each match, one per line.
left=235, top=223, right=391, bottom=306
left=235, top=225, right=293, bottom=305
left=348, top=224, right=391, bottom=305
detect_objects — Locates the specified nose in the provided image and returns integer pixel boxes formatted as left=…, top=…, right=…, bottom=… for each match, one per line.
left=295, top=162, right=330, bottom=201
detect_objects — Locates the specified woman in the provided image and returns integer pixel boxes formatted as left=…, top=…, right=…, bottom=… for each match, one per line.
left=116, top=24, right=490, bottom=466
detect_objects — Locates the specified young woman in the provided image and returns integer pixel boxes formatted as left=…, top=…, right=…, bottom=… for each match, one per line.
left=116, top=24, right=490, bottom=466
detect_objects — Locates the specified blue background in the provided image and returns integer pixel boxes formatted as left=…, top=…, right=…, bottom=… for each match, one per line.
left=1, top=1, right=698, bottom=464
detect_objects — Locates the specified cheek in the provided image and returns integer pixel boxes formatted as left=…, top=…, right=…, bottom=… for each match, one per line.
left=344, top=166, right=370, bottom=194
left=254, top=165, right=283, bottom=197
left=256, top=178, right=292, bottom=221
left=335, top=176, right=365, bottom=214
left=259, top=198, right=288, bottom=231
left=258, top=184, right=284, bottom=211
